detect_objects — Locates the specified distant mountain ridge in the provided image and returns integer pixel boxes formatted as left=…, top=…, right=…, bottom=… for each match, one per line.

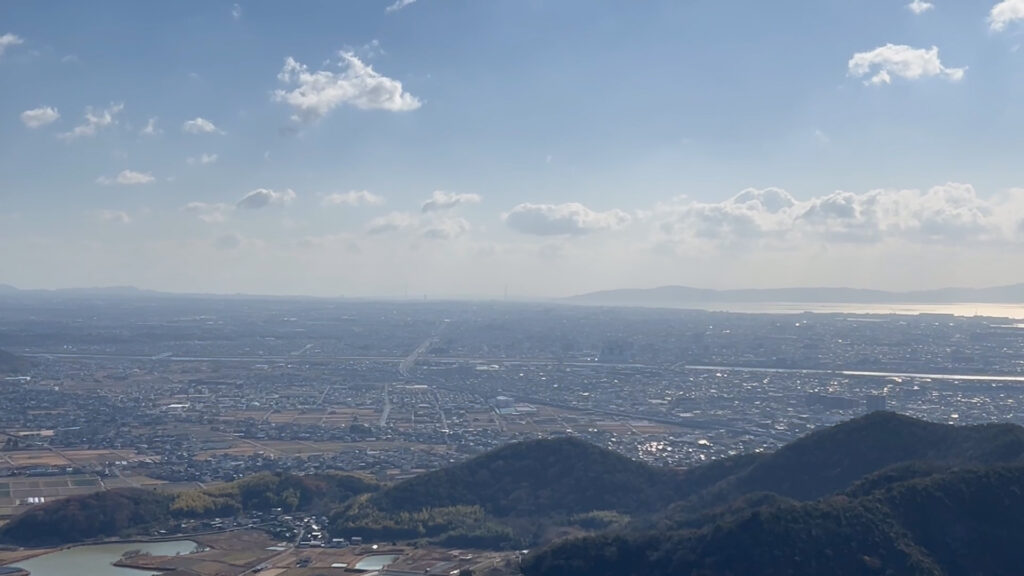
left=568, top=284, right=1024, bottom=306
left=0, top=284, right=159, bottom=297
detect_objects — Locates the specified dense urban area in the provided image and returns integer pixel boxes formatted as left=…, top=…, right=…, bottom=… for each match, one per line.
left=0, top=293, right=1022, bottom=506
left=2, top=293, right=1024, bottom=569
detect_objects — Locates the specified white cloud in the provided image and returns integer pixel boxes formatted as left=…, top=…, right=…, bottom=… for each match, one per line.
left=354, top=39, right=385, bottom=59
left=366, top=212, right=417, bottom=235
left=236, top=188, right=296, bottom=210
left=422, top=216, right=470, bottom=240
left=96, top=210, right=132, bottom=224
left=990, top=0, right=1024, bottom=31
left=421, top=190, right=481, bottom=212
left=650, top=184, right=1024, bottom=248
left=386, top=0, right=417, bottom=12
left=504, top=202, right=632, bottom=236
left=20, top=106, right=60, bottom=128
left=97, top=169, right=156, bottom=186
left=231, top=3, right=242, bottom=20
left=848, top=44, right=965, bottom=85
left=182, top=117, right=222, bottom=134
left=322, top=190, right=385, bottom=207
left=907, top=0, right=934, bottom=14
left=273, top=51, right=421, bottom=122
left=0, top=33, right=24, bottom=57
left=58, top=103, right=124, bottom=141
left=184, top=202, right=231, bottom=223
left=141, top=117, right=162, bottom=136
left=61, top=54, right=79, bottom=63
left=187, top=153, right=219, bottom=165
left=364, top=210, right=472, bottom=240
left=652, top=188, right=798, bottom=243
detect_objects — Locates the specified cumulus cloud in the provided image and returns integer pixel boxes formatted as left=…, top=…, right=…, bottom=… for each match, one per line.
left=97, top=169, right=155, bottom=186
left=96, top=210, right=132, bottom=224
left=231, top=3, right=242, bottom=20
left=422, top=217, right=470, bottom=240
left=421, top=190, right=481, bottom=212
left=653, top=188, right=798, bottom=242
left=907, top=0, right=934, bottom=14
left=273, top=51, right=421, bottom=122
left=0, top=33, right=23, bottom=57
left=20, top=106, right=60, bottom=128
left=236, top=188, right=296, bottom=210
left=184, top=202, right=231, bottom=223
left=187, top=153, right=218, bottom=165
left=386, top=0, right=417, bottom=12
left=848, top=44, right=965, bottom=85
left=366, top=212, right=417, bottom=235
left=504, top=202, right=632, bottom=236
left=651, top=184, right=1023, bottom=248
left=322, top=190, right=385, bottom=207
left=58, top=103, right=124, bottom=141
left=140, top=117, right=161, bottom=136
left=990, top=0, right=1024, bottom=31
left=364, top=210, right=472, bottom=240
left=182, top=117, right=222, bottom=134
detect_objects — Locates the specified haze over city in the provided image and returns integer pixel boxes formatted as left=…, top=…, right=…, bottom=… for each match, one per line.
left=7, top=4, right=1024, bottom=574
left=4, top=1, right=1024, bottom=297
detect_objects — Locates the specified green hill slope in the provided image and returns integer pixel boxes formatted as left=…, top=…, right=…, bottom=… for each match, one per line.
left=369, top=436, right=686, bottom=517
left=0, top=489, right=174, bottom=547
left=684, top=412, right=1024, bottom=510
left=8, top=413, right=1024, bottom=558
left=523, top=465, right=1024, bottom=576
left=329, top=436, right=704, bottom=548
left=0, top=472, right=378, bottom=547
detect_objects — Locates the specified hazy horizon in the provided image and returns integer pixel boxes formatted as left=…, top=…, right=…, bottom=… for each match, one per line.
left=4, top=1, right=1024, bottom=298
left=7, top=280, right=1024, bottom=307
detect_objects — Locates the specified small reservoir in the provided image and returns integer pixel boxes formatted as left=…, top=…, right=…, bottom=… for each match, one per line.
left=354, top=554, right=400, bottom=571
left=11, top=540, right=199, bottom=576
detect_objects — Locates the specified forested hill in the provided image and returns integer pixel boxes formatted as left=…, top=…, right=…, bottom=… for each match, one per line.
left=368, top=436, right=687, bottom=516
left=0, top=472, right=378, bottom=547
left=6, top=413, right=1024, bottom=558
left=521, top=465, right=1024, bottom=576
left=686, top=411, right=1024, bottom=507
left=522, top=413, right=1024, bottom=576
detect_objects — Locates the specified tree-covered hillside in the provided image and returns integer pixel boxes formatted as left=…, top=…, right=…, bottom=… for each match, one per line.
left=6, top=411, right=1024, bottom=567
left=523, top=465, right=1024, bottom=576
left=0, top=472, right=378, bottom=547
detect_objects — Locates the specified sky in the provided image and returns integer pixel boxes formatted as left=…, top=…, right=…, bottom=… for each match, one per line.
left=3, top=0, right=1024, bottom=298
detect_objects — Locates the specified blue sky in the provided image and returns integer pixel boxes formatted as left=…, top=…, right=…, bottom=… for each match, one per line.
left=2, top=0, right=1024, bottom=297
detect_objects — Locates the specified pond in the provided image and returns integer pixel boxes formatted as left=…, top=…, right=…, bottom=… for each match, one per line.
left=11, top=540, right=199, bottom=576
left=353, top=554, right=400, bottom=571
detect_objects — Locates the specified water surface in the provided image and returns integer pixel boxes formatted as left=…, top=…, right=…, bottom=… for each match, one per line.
left=12, top=540, right=198, bottom=576
left=354, top=554, right=400, bottom=571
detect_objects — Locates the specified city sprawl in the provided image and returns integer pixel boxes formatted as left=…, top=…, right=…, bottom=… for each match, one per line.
left=1, top=294, right=1023, bottom=520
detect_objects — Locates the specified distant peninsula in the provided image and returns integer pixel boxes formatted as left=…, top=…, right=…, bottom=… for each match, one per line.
left=567, top=284, right=1024, bottom=307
